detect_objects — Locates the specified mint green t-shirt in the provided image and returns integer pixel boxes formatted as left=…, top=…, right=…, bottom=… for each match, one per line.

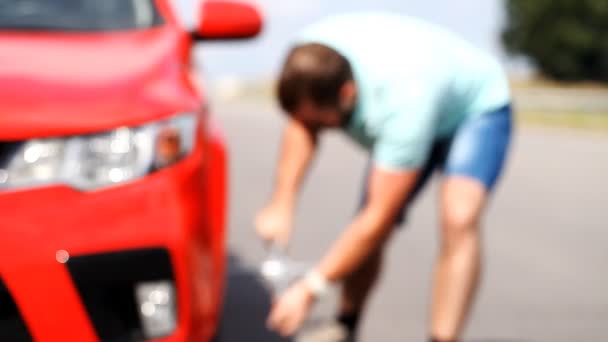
left=295, top=12, right=511, bottom=170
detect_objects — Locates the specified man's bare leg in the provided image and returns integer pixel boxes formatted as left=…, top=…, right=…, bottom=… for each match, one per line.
left=430, top=176, right=487, bottom=341
left=338, top=246, right=385, bottom=338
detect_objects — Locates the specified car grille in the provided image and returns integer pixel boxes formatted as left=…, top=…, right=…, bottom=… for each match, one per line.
left=66, top=248, right=175, bottom=342
left=0, top=279, right=33, bottom=342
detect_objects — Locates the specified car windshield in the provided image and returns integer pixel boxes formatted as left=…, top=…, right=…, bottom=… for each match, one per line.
left=0, top=0, right=163, bottom=31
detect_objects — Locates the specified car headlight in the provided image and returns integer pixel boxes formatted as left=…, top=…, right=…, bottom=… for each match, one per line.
left=0, top=113, right=197, bottom=191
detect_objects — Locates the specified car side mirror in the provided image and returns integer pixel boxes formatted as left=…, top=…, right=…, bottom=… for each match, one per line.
left=194, top=0, right=263, bottom=41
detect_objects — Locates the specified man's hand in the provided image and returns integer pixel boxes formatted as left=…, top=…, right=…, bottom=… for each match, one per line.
left=255, top=204, right=293, bottom=246
left=267, top=281, right=315, bottom=337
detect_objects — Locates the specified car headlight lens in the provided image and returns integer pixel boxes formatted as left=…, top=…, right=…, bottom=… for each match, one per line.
left=4, top=139, right=66, bottom=186
left=66, top=126, right=156, bottom=189
left=0, top=113, right=197, bottom=191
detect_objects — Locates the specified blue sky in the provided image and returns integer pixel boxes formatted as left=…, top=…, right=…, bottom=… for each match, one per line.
left=175, top=0, right=526, bottom=80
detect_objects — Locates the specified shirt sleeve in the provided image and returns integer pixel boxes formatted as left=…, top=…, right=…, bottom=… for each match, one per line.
left=372, top=83, right=441, bottom=171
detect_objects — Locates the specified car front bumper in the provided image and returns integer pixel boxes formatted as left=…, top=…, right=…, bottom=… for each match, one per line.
left=0, top=131, right=228, bottom=342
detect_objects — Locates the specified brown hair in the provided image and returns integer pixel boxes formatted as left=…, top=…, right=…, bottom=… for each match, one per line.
left=277, top=43, right=353, bottom=113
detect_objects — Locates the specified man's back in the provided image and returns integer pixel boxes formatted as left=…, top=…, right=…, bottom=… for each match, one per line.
left=295, top=12, right=510, bottom=157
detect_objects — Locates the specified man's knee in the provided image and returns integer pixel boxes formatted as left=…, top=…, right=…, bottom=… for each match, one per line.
left=442, top=202, right=479, bottom=232
left=440, top=203, right=481, bottom=253
left=440, top=178, right=486, bottom=253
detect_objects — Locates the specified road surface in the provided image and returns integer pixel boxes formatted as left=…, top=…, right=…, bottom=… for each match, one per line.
left=214, top=101, right=608, bottom=342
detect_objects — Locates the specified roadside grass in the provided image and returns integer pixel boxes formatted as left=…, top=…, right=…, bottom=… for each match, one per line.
left=518, top=111, right=608, bottom=133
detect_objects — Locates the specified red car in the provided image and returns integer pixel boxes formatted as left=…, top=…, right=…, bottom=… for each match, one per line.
left=0, top=1, right=262, bottom=341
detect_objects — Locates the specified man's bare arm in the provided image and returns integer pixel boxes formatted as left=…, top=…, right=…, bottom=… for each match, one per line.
left=271, top=119, right=319, bottom=209
left=256, top=119, right=320, bottom=244
left=316, top=167, right=419, bottom=281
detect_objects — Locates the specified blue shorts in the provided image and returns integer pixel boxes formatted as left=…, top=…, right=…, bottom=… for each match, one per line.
left=360, top=104, right=513, bottom=225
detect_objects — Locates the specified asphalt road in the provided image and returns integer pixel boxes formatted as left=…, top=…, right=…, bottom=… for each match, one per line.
left=214, top=101, right=608, bottom=342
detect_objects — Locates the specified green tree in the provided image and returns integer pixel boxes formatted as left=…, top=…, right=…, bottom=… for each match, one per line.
left=502, top=0, right=608, bottom=82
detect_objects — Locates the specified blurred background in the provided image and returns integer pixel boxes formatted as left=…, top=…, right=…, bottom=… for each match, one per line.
left=0, top=0, right=605, bottom=341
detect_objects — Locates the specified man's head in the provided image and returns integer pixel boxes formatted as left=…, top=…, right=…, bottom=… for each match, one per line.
left=277, top=43, right=357, bottom=128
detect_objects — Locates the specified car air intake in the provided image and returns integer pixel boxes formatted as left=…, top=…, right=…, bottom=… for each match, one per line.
left=66, top=248, right=175, bottom=342
left=0, top=279, right=33, bottom=342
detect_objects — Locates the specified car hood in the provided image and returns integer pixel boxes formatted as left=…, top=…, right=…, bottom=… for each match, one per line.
left=0, top=27, right=201, bottom=140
